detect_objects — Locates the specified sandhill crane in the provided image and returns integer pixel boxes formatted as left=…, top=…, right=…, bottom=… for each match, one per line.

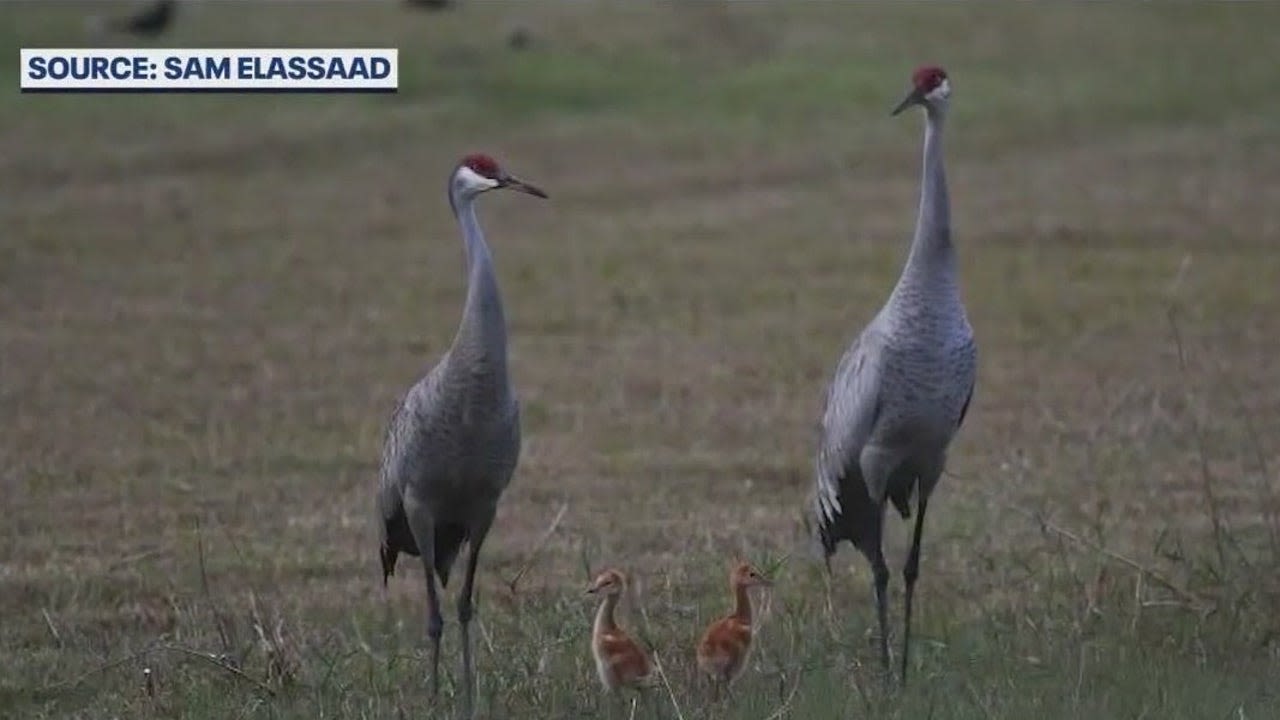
left=585, top=570, right=655, bottom=698
left=378, top=153, right=547, bottom=718
left=695, top=561, right=772, bottom=700
left=812, top=65, right=977, bottom=685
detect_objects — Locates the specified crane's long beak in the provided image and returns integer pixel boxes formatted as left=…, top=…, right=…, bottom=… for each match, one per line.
left=501, top=175, right=548, bottom=199
left=891, top=86, right=926, bottom=116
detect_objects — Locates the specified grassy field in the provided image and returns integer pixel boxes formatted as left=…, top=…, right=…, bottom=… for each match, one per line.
left=3, top=2, right=1280, bottom=718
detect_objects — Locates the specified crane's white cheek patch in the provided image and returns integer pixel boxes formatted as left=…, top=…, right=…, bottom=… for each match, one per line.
left=456, top=166, right=500, bottom=193
left=925, top=78, right=951, bottom=102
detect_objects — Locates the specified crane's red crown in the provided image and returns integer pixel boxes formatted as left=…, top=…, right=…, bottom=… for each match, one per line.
left=461, top=153, right=501, bottom=179
left=912, top=65, right=947, bottom=92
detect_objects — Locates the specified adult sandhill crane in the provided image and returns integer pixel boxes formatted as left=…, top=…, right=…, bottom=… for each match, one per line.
left=378, top=153, right=547, bottom=718
left=812, top=66, right=977, bottom=685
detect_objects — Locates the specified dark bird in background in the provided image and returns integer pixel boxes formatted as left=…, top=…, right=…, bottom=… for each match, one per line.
left=111, top=0, right=177, bottom=38
left=404, top=0, right=455, bottom=11
left=507, top=26, right=532, bottom=52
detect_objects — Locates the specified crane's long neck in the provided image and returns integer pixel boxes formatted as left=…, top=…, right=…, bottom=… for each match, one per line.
left=594, top=593, right=620, bottom=635
left=450, top=195, right=510, bottom=384
left=731, top=583, right=752, bottom=626
left=889, top=107, right=959, bottom=309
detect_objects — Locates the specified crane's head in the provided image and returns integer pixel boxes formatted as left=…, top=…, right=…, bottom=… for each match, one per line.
left=731, top=561, right=773, bottom=589
left=891, top=65, right=951, bottom=116
left=585, top=568, right=627, bottom=597
left=449, top=152, right=548, bottom=211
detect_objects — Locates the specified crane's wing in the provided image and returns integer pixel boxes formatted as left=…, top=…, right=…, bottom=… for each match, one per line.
left=378, top=363, right=445, bottom=494
left=814, top=329, right=885, bottom=528
left=376, top=359, right=449, bottom=582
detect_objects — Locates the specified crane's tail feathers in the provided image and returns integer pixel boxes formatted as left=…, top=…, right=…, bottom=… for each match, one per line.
left=815, top=517, right=840, bottom=560
left=380, top=495, right=415, bottom=586
left=810, top=486, right=842, bottom=561
left=812, top=505, right=841, bottom=562
left=800, top=502, right=836, bottom=565
left=380, top=543, right=398, bottom=586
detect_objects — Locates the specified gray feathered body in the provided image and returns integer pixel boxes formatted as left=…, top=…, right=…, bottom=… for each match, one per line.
left=378, top=198, right=520, bottom=588
left=815, top=110, right=976, bottom=556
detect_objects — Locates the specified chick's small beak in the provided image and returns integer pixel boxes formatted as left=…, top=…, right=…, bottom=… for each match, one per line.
left=891, top=86, right=926, bottom=116
left=501, top=174, right=549, bottom=199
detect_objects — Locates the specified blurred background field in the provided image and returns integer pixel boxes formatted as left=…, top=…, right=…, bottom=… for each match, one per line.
left=2, top=2, right=1279, bottom=718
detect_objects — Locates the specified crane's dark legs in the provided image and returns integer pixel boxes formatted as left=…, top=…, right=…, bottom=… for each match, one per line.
left=868, top=543, right=892, bottom=679
left=855, top=506, right=892, bottom=680
left=901, top=495, right=929, bottom=686
left=404, top=496, right=444, bottom=698
left=425, top=567, right=444, bottom=698
left=457, top=520, right=491, bottom=720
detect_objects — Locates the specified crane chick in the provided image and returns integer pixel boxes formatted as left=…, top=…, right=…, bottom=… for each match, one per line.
left=586, top=569, right=655, bottom=693
left=695, top=561, right=772, bottom=700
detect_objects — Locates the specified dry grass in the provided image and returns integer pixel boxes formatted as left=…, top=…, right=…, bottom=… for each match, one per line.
left=2, top=2, right=1279, bottom=718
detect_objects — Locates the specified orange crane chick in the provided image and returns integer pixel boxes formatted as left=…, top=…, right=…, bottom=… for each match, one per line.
left=586, top=569, right=654, bottom=693
left=696, top=561, right=772, bottom=699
